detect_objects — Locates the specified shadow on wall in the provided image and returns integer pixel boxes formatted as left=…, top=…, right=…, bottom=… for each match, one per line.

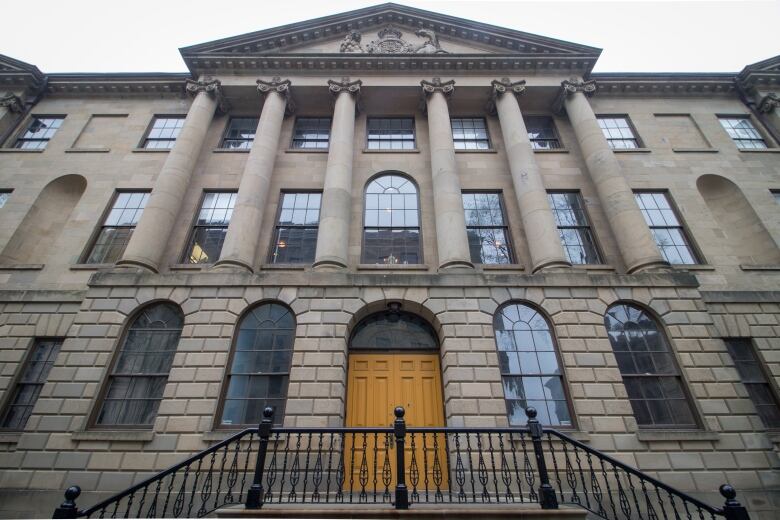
left=0, top=174, right=87, bottom=265
left=696, top=174, right=780, bottom=265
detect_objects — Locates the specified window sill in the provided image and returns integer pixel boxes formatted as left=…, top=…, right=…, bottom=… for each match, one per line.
left=635, top=430, right=719, bottom=442
left=362, top=149, right=421, bottom=154
left=738, top=148, right=780, bottom=153
left=740, top=264, right=780, bottom=271
left=72, top=430, right=155, bottom=442
left=0, top=433, right=22, bottom=444
left=533, top=149, right=569, bottom=154
left=131, top=148, right=170, bottom=153
left=357, top=264, right=429, bottom=271
left=261, top=263, right=307, bottom=270
left=479, top=264, right=525, bottom=272
left=0, top=264, right=44, bottom=270
left=65, top=147, right=110, bottom=153
left=0, top=148, right=45, bottom=153
left=170, top=263, right=205, bottom=271
left=672, top=148, right=718, bottom=153
left=672, top=264, right=716, bottom=271
left=213, top=148, right=250, bottom=153
left=70, top=263, right=113, bottom=271
left=285, top=149, right=329, bottom=154
left=613, top=148, right=651, bottom=153
left=455, top=149, right=497, bottom=154
left=571, top=264, right=615, bottom=272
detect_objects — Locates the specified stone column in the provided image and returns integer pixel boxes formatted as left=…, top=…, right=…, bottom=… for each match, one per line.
left=757, top=93, right=780, bottom=136
left=215, top=77, right=293, bottom=271
left=421, top=78, right=473, bottom=270
left=560, top=79, right=668, bottom=273
left=490, top=78, right=571, bottom=272
left=313, top=78, right=361, bottom=270
left=118, top=79, right=226, bottom=272
left=0, top=93, right=24, bottom=138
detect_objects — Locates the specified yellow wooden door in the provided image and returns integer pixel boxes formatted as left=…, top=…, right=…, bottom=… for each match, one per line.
left=346, top=353, right=447, bottom=492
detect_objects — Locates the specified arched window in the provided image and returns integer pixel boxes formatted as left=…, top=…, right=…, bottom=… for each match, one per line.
left=362, top=174, right=421, bottom=264
left=220, top=303, right=294, bottom=427
left=350, top=311, right=438, bottom=350
left=96, top=302, right=183, bottom=426
left=493, top=303, right=572, bottom=426
left=604, top=303, right=697, bottom=428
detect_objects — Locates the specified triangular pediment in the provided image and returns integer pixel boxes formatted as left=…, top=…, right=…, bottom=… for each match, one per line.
left=0, top=54, right=44, bottom=89
left=737, top=54, right=780, bottom=89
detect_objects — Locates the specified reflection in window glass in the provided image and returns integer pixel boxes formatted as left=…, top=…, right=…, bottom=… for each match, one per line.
left=14, top=117, right=64, bottom=150
left=451, top=118, right=490, bottom=150
left=143, top=117, right=185, bottom=149
left=597, top=116, right=639, bottom=149
left=86, top=191, right=150, bottom=264
left=462, top=192, right=512, bottom=264
left=493, top=303, right=571, bottom=426
left=634, top=192, right=698, bottom=264
left=222, top=118, right=259, bottom=149
left=548, top=192, right=602, bottom=264
left=725, top=338, right=780, bottom=428
left=525, top=116, right=561, bottom=150
left=367, top=118, right=415, bottom=150
left=362, top=175, right=420, bottom=264
left=350, top=311, right=438, bottom=350
left=604, top=303, right=697, bottom=428
left=221, top=303, right=294, bottom=426
left=718, top=118, right=767, bottom=149
left=291, top=118, right=331, bottom=149
left=0, top=191, right=10, bottom=208
left=186, top=192, right=236, bottom=264
left=270, top=192, right=321, bottom=264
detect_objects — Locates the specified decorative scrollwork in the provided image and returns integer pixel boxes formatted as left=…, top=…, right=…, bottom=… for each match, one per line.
left=342, top=26, right=448, bottom=55
left=328, top=77, right=362, bottom=96
left=185, top=79, right=230, bottom=114
left=757, top=92, right=779, bottom=114
left=561, top=78, right=597, bottom=95
left=257, top=77, right=296, bottom=115
left=421, top=77, right=455, bottom=97
left=486, top=78, right=526, bottom=115
left=0, top=93, right=24, bottom=113
left=339, top=31, right=364, bottom=53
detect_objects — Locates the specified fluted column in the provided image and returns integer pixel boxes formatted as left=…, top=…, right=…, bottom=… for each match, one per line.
left=313, top=78, right=361, bottom=270
left=215, top=77, right=293, bottom=271
left=560, top=79, right=667, bottom=273
left=421, top=78, right=473, bottom=270
left=490, top=78, right=571, bottom=272
left=757, top=93, right=780, bottom=136
left=118, top=79, right=225, bottom=272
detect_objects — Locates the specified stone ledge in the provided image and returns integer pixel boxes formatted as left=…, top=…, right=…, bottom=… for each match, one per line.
left=480, top=264, right=525, bottom=272
left=65, top=147, right=110, bottom=153
left=357, top=264, right=431, bottom=271
left=0, top=148, right=44, bottom=153
left=70, top=263, right=113, bottom=271
left=635, top=430, right=719, bottom=442
left=71, top=430, right=155, bottom=442
left=455, top=149, right=497, bottom=154
left=170, top=263, right=205, bottom=271
left=701, top=290, right=780, bottom=303
left=570, top=264, right=615, bottom=272
left=216, top=504, right=587, bottom=518
left=261, top=264, right=307, bottom=271
left=740, top=264, right=780, bottom=271
left=673, top=264, right=717, bottom=271
left=131, top=148, right=170, bottom=153
left=0, top=433, right=22, bottom=444
left=613, top=148, right=651, bottom=153
left=0, top=289, right=85, bottom=303
left=533, top=149, right=569, bottom=154
left=738, top=148, right=780, bottom=153
left=285, top=148, right=328, bottom=153
left=362, top=149, right=421, bottom=154
left=671, top=148, right=718, bottom=153
left=213, top=148, right=251, bottom=153
left=0, top=264, right=44, bottom=270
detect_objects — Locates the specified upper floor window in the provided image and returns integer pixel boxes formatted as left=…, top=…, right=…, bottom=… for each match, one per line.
left=724, top=338, right=780, bottom=429
left=718, top=117, right=767, bottom=149
left=220, top=303, right=294, bottom=427
left=548, top=191, right=602, bottom=265
left=95, top=302, right=183, bottom=427
left=773, top=190, right=780, bottom=204
left=291, top=117, right=331, bottom=149
left=221, top=117, right=258, bottom=149
left=597, top=116, right=640, bottom=149
left=14, top=117, right=64, bottom=150
left=604, top=303, right=698, bottom=428
left=635, top=191, right=699, bottom=265
left=363, top=174, right=420, bottom=264
left=1, top=338, right=62, bottom=430
left=0, top=190, right=10, bottom=208
left=85, top=191, right=150, bottom=264
left=367, top=117, right=415, bottom=150
left=185, top=191, right=236, bottom=264
left=451, top=117, right=490, bottom=150
left=493, top=302, right=572, bottom=427
left=525, top=116, right=562, bottom=150
left=143, top=116, right=185, bottom=149
left=270, top=192, right=321, bottom=264
left=462, top=192, right=513, bottom=264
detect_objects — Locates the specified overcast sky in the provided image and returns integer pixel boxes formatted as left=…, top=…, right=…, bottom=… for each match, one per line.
left=2, top=0, right=778, bottom=74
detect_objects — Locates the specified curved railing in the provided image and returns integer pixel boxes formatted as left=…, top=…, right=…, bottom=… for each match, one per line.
left=53, top=407, right=752, bottom=519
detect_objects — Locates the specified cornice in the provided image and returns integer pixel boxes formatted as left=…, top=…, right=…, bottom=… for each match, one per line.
left=0, top=54, right=45, bottom=90
left=44, top=73, right=191, bottom=96
left=589, top=73, right=738, bottom=96
left=737, top=54, right=780, bottom=89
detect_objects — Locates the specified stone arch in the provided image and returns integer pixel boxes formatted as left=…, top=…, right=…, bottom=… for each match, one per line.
left=346, top=299, right=442, bottom=344
left=696, top=174, right=780, bottom=264
left=0, top=174, right=87, bottom=264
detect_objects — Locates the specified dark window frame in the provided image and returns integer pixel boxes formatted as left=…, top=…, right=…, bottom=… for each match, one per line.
left=0, top=189, right=12, bottom=208
left=140, top=115, right=186, bottom=149
left=524, top=115, right=563, bottom=150
left=634, top=189, right=703, bottom=265
left=772, top=190, right=780, bottom=204
left=462, top=190, right=515, bottom=265
left=361, top=172, right=423, bottom=265
left=181, top=190, right=237, bottom=264
left=267, top=190, right=322, bottom=265
left=220, top=117, right=259, bottom=150
left=365, top=116, right=417, bottom=151
left=717, top=115, right=769, bottom=149
left=81, top=190, right=151, bottom=265
left=724, top=337, right=780, bottom=430
left=547, top=190, right=604, bottom=265
left=450, top=116, right=492, bottom=150
left=290, top=116, right=332, bottom=150
left=13, top=115, right=66, bottom=150
left=596, top=114, right=643, bottom=149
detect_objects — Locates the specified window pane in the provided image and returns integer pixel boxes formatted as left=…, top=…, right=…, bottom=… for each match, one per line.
left=14, top=117, right=65, bottom=149
left=363, top=176, right=421, bottom=264
left=366, top=118, right=415, bottom=149
left=597, top=116, right=640, bottom=149
left=548, top=192, right=602, bottom=264
left=143, top=117, right=184, bottom=149
left=1, top=339, right=62, bottom=429
left=291, top=117, right=331, bottom=149
left=451, top=118, right=490, bottom=150
left=718, top=118, right=767, bottom=149
left=269, top=192, right=321, bottom=264
left=525, top=116, right=561, bottom=149
left=725, top=338, right=780, bottom=428
left=635, top=192, right=698, bottom=264
left=86, top=192, right=149, bottom=264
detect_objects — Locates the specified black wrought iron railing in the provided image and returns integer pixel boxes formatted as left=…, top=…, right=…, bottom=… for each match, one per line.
left=53, top=407, right=751, bottom=519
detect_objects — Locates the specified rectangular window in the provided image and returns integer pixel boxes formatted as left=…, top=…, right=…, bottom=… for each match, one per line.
left=85, top=191, right=150, bottom=264
left=548, top=191, right=602, bottom=264
left=1, top=339, right=62, bottom=430
left=635, top=191, right=699, bottom=264
left=291, top=117, right=331, bottom=149
left=773, top=190, right=780, bottom=204
left=597, top=116, right=640, bottom=149
left=451, top=117, right=490, bottom=150
left=221, top=117, right=258, bottom=149
left=269, top=192, right=321, bottom=264
left=0, top=190, right=11, bottom=208
left=719, top=117, right=768, bottom=149
left=462, top=192, right=513, bottom=264
left=725, top=338, right=780, bottom=429
left=14, top=117, right=64, bottom=150
left=525, top=116, right=562, bottom=150
left=366, top=117, right=415, bottom=150
left=142, top=116, right=185, bottom=149
left=185, top=192, right=236, bottom=264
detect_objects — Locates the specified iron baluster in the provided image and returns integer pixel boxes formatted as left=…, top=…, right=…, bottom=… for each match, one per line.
left=225, top=437, right=240, bottom=503
left=246, top=407, right=274, bottom=509
left=626, top=471, right=641, bottom=520
left=265, top=432, right=279, bottom=503
left=476, top=433, right=490, bottom=502
left=198, top=450, right=217, bottom=516
left=573, top=443, right=590, bottom=510
left=613, top=463, right=630, bottom=519
left=508, top=431, right=525, bottom=503
left=465, top=432, right=476, bottom=502
left=301, top=432, right=313, bottom=502
left=561, top=439, right=579, bottom=505
left=213, top=444, right=229, bottom=510
left=135, top=486, right=147, bottom=518
left=186, top=459, right=203, bottom=517
left=122, top=492, right=134, bottom=519
left=372, top=432, right=379, bottom=503
left=382, top=433, right=392, bottom=503
left=422, top=432, right=430, bottom=503
left=454, top=432, right=466, bottom=503
left=587, top=451, right=605, bottom=517
left=172, top=465, right=188, bottom=517
left=287, top=433, right=302, bottom=502
left=443, top=432, right=453, bottom=503
left=312, top=432, right=324, bottom=502
left=238, top=431, right=254, bottom=502
left=335, top=433, right=345, bottom=503
left=487, top=432, right=499, bottom=502
left=498, top=433, right=513, bottom=503
left=393, top=406, right=409, bottom=510
left=408, top=432, right=420, bottom=502
left=325, top=432, right=335, bottom=503
left=348, top=432, right=356, bottom=503
left=146, top=479, right=162, bottom=518
left=640, top=478, right=659, bottom=520
left=432, top=433, right=444, bottom=503
left=278, top=429, right=291, bottom=503
left=546, top=432, right=563, bottom=505
left=358, top=432, right=369, bottom=503
left=161, top=470, right=176, bottom=517
left=519, top=428, right=537, bottom=502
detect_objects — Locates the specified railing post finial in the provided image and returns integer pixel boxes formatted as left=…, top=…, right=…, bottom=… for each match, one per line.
left=526, top=407, right=559, bottom=510
left=53, top=485, right=81, bottom=519
left=393, top=406, right=409, bottom=510
left=246, top=406, right=275, bottom=509
left=720, top=484, right=751, bottom=520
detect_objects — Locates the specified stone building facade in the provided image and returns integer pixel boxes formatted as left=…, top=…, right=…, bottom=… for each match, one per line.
left=0, top=3, right=779, bottom=518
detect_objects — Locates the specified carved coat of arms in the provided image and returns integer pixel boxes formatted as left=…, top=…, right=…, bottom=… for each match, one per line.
left=339, top=26, right=447, bottom=55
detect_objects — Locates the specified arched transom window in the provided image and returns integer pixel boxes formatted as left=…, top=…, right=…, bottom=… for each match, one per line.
left=604, top=303, right=697, bottom=428
left=220, top=303, right=294, bottom=427
left=96, top=302, right=183, bottom=426
left=350, top=311, right=438, bottom=350
left=362, top=174, right=421, bottom=265
left=493, top=303, right=572, bottom=426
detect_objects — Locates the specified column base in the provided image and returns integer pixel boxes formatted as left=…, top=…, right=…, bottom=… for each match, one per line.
left=312, top=258, right=348, bottom=271
left=532, top=260, right=572, bottom=274
left=627, top=259, right=671, bottom=274
left=438, top=260, right=474, bottom=270
left=115, top=257, right=159, bottom=273
left=212, top=259, right=254, bottom=273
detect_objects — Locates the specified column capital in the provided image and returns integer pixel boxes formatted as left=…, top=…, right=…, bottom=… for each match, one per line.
left=553, top=78, right=597, bottom=114
left=186, top=79, right=230, bottom=113
left=420, top=77, right=455, bottom=97
left=0, top=93, right=24, bottom=113
left=328, top=77, right=363, bottom=113
left=486, top=78, right=526, bottom=116
left=257, top=77, right=295, bottom=115
left=757, top=93, right=779, bottom=114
